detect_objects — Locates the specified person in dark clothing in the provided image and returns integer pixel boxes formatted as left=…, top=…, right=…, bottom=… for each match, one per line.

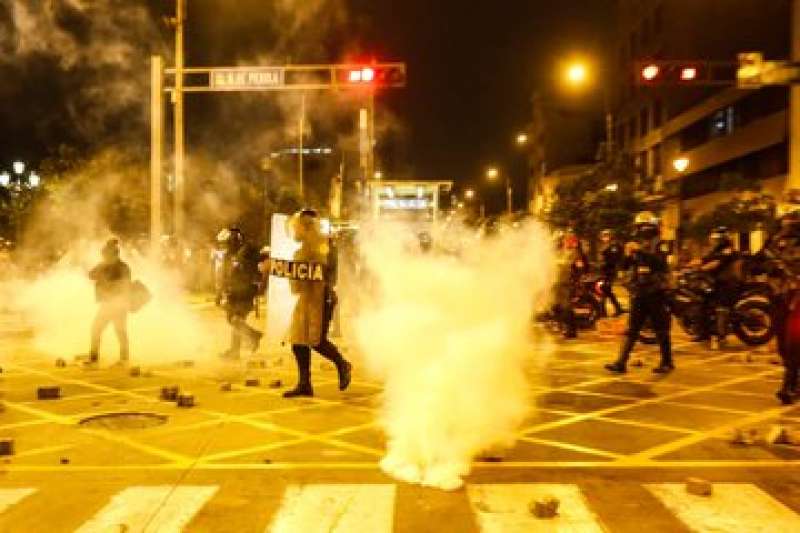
left=767, top=209, right=800, bottom=404
left=599, top=229, right=624, bottom=317
left=88, top=239, right=131, bottom=366
left=698, top=226, right=740, bottom=348
left=217, top=228, right=263, bottom=359
left=283, top=209, right=352, bottom=398
left=605, top=212, right=674, bottom=374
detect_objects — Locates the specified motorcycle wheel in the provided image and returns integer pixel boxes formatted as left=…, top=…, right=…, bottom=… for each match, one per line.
left=732, top=299, right=774, bottom=346
left=573, top=295, right=600, bottom=329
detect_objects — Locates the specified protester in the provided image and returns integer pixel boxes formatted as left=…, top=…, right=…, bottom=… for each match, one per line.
left=87, top=238, right=131, bottom=367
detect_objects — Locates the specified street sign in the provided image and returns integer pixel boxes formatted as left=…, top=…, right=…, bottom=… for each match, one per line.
left=737, top=52, right=800, bottom=89
left=209, top=68, right=285, bottom=89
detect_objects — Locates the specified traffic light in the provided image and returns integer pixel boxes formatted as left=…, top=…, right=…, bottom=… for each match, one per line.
left=635, top=60, right=736, bottom=87
left=336, top=63, right=407, bottom=88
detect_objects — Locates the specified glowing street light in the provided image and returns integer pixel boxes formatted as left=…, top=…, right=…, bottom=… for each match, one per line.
left=566, top=62, right=588, bottom=85
left=604, top=183, right=619, bottom=192
left=374, top=170, right=384, bottom=180
left=12, top=161, right=25, bottom=175
left=516, top=133, right=529, bottom=146
left=0, top=172, right=10, bottom=187
left=673, top=157, right=690, bottom=173
left=28, top=172, right=41, bottom=188
left=486, top=167, right=499, bottom=180
left=465, top=189, right=475, bottom=200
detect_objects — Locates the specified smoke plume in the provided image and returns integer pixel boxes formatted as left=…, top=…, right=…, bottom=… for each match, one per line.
left=352, top=220, right=557, bottom=490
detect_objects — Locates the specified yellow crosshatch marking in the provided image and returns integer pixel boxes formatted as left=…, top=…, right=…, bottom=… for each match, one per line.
left=1, top=328, right=798, bottom=474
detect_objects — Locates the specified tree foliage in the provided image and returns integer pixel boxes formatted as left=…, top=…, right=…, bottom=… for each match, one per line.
left=545, top=154, right=643, bottom=241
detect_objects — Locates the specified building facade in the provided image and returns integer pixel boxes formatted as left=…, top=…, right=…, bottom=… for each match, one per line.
left=613, top=0, right=793, bottom=250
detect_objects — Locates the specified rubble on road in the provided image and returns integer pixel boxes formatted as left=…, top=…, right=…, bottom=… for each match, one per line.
left=160, top=386, right=180, bottom=402
left=731, top=428, right=759, bottom=446
left=37, top=386, right=61, bottom=400
left=245, top=378, right=260, bottom=387
left=268, top=379, right=282, bottom=389
left=529, top=496, right=560, bottom=518
left=176, top=392, right=195, bottom=408
left=129, top=366, right=141, bottom=377
left=55, top=358, right=67, bottom=368
left=0, top=439, right=14, bottom=456
left=219, top=382, right=233, bottom=392
left=686, top=478, right=713, bottom=496
left=766, top=425, right=800, bottom=446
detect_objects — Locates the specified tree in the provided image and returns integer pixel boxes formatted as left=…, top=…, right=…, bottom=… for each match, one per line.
left=545, top=154, right=643, bottom=243
left=683, top=191, right=777, bottom=244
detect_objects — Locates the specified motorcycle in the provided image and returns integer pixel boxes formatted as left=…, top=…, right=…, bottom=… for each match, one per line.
left=639, top=269, right=774, bottom=346
left=538, top=274, right=606, bottom=334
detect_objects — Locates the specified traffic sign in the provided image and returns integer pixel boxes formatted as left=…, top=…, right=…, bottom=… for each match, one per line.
left=209, top=68, right=284, bottom=90
left=737, top=52, right=800, bottom=89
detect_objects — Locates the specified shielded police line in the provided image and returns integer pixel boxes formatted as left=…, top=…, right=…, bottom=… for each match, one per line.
left=264, top=214, right=339, bottom=347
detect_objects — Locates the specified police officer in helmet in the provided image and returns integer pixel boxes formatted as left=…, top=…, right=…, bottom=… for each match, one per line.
left=767, top=202, right=800, bottom=404
left=217, top=227, right=263, bottom=359
left=605, top=212, right=674, bottom=374
left=699, top=226, right=739, bottom=349
left=599, top=229, right=625, bottom=317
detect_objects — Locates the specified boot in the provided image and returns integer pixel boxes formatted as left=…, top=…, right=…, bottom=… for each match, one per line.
left=338, top=361, right=352, bottom=391
left=605, top=336, right=635, bottom=374
left=653, top=337, right=674, bottom=374
left=776, top=390, right=794, bottom=405
left=283, top=383, right=314, bottom=398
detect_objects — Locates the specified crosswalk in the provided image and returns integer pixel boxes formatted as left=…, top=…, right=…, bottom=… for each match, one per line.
left=1, top=482, right=799, bottom=532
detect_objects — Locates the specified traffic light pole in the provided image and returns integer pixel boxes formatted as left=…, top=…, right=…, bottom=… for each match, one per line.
left=174, top=0, right=186, bottom=243
left=150, top=56, right=164, bottom=253
left=791, top=0, right=800, bottom=190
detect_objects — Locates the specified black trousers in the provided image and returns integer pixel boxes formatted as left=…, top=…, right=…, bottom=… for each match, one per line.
left=601, top=275, right=623, bottom=315
left=226, top=299, right=260, bottom=355
left=291, top=293, right=346, bottom=385
left=775, top=292, right=800, bottom=394
left=617, top=292, right=672, bottom=367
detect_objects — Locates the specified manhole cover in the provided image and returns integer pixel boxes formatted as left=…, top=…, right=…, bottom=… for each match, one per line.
left=79, top=412, right=168, bottom=430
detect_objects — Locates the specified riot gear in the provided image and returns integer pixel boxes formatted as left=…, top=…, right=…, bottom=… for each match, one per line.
left=218, top=228, right=263, bottom=359
left=599, top=229, right=624, bottom=317
left=606, top=215, right=673, bottom=375
left=283, top=209, right=351, bottom=398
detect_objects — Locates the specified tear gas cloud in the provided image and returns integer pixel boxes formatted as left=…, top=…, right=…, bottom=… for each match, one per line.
left=352, top=220, right=558, bottom=490
left=10, top=244, right=220, bottom=365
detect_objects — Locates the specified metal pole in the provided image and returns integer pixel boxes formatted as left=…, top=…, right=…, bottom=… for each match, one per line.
left=506, top=177, right=513, bottom=215
left=368, top=91, right=376, bottom=182
left=299, top=93, right=305, bottom=200
left=790, top=0, right=800, bottom=190
left=603, top=84, right=614, bottom=162
left=174, top=0, right=186, bottom=241
left=150, top=56, right=164, bottom=255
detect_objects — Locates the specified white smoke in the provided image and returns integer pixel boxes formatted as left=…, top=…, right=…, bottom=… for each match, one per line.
left=11, top=241, right=220, bottom=366
left=352, top=220, right=557, bottom=490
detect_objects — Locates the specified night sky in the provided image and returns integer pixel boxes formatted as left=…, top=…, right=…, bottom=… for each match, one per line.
left=0, top=0, right=613, bottom=207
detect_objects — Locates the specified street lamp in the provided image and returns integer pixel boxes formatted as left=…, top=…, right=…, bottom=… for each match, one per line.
left=28, top=172, right=41, bottom=188
left=486, top=166, right=512, bottom=216
left=12, top=161, right=25, bottom=176
left=465, top=188, right=475, bottom=200
left=562, top=59, right=614, bottom=162
left=516, top=133, right=529, bottom=146
left=673, top=157, right=690, bottom=173
left=374, top=170, right=384, bottom=180
left=0, top=172, right=9, bottom=187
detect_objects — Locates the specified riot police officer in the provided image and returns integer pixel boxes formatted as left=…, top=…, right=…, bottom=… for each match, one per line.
left=217, top=227, right=263, bottom=359
left=599, top=229, right=624, bottom=317
left=767, top=209, right=800, bottom=404
left=605, top=212, right=674, bottom=374
left=699, top=226, right=740, bottom=349
left=283, top=209, right=352, bottom=398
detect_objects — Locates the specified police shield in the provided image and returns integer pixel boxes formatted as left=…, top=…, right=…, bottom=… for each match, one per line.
left=265, top=213, right=300, bottom=346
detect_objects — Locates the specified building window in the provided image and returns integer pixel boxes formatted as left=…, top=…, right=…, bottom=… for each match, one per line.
left=709, top=106, right=735, bottom=138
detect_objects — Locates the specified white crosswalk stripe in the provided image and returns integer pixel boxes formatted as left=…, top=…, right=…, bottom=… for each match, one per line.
left=646, top=483, right=800, bottom=533
left=467, top=484, right=605, bottom=533
left=268, top=484, right=396, bottom=533
left=0, top=488, right=36, bottom=514
left=74, top=485, right=218, bottom=533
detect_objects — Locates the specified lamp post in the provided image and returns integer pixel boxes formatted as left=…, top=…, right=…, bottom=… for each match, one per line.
left=0, top=166, right=42, bottom=243
left=563, top=60, right=614, bottom=162
left=486, top=166, right=512, bottom=216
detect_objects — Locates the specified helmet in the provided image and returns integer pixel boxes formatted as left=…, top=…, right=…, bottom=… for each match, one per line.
left=633, top=211, right=660, bottom=241
left=216, top=227, right=243, bottom=250
left=710, top=226, right=732, bottom=247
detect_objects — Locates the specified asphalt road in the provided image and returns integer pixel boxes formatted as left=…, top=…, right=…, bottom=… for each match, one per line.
left=1, top=303, right=800, bottom=532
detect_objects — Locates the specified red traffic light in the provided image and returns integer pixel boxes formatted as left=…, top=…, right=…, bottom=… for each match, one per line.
left=348, top=67, right=375, bottom=83
left=680, top=66, right=698, bottom=81
left=641, top=64, right=660, bottom=81
left=337, top=63, right=407, bottom=88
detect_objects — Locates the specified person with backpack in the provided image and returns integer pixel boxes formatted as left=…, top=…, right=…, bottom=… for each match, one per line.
left=87, top=239, right=132, bottom=367
left=217, top=227, right=263, bottom=359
